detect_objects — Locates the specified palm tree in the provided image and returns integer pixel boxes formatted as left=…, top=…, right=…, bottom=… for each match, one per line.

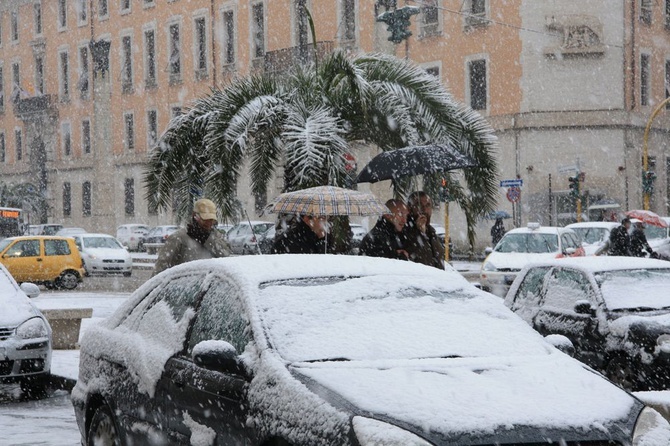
left=145, top=50, right=498, bottom=247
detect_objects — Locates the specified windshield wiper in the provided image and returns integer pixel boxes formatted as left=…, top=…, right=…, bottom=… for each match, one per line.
left=614, top=306, right=658, bottom=312
left=302, top=357, right=351, bottom=363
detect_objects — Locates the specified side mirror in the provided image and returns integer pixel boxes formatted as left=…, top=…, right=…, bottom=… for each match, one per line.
left=564, top=247, right=576, bottom=256
left=192, top=340, right=246, bottom=376
left=484, top=247, right=493, bottom=255
left=20, top=282, right=41, bottom=298
left=544, top=334, right=575, bottom=357
left=574, top=300, right=595, bottom=316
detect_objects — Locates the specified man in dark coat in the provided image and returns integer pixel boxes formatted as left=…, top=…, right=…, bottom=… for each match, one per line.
left=359, top=199, right=409, bottom=260
left=608, top=218, right=632, bottom=256
left=630, top=220, right=656, bottom=258
left=271, top=214, right=329, bottom=254
left=403, top=191, right=445, bottom=270
left=491, top=217, right=506, bottom=246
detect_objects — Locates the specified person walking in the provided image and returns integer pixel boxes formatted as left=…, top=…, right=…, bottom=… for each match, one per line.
left=271, top=214, right=330, bottom=254
left=607, top=217, right=632, bottom=257
left=402, top=191, right=445, bottom=269
left=491, top=217, right=506, bottom=246
left=359, top=199, right=409, bottom=260
left=630, top=219, right=656, bottom=258
left=153, top=198, right=232, bottom=275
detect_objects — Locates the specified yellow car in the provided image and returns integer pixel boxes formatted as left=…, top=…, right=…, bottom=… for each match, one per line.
left=0, top=236, right=86, bottom=289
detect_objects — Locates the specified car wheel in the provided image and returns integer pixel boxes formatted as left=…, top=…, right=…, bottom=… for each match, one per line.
left=87, top=404, right=122, bottom=446
left=19, top=374, right=49, bottom=399
left=606, top=355, right=637, bottom=391
left=56, top=270, right=80, bottom=290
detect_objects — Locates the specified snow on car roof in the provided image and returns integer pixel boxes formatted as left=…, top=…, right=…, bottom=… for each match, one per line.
left=565, top=222, right=619, bottom=229
left=506, top=225, right=572, bottom=235
left=520, top=255, right=670, bottom=274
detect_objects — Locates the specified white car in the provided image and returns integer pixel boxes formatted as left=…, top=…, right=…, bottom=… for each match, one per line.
left=72, top=255, right=670, bottom=445
left=226, top=220, right=274, bottom=254
left=116, top=224, right=150, bottom=251
left=565, top=221, right=619, bottom=255
left=55, top=227, right=87, bottom=236
left=645, top=217, right=670, bottom=258
left=71, top=233, right=132, bottom=277
left=480, top=223, right=585, bottom=297
left=0, top=264, right=51, bottom=398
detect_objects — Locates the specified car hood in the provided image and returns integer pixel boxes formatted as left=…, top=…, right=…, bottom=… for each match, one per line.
left=83, top=248, right=130, bottom=260
left=485, top=252, right=560, bottom=270
left=0, top=289, right=42, bottom=327
left=290, top=354, right=639, bottom=444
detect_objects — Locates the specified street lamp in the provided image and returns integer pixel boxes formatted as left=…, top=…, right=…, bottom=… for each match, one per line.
left=641, top=97, right=670, bottom=210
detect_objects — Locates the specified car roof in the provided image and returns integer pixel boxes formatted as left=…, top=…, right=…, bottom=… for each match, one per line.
left=73, top=233, right=116, bottom=238
left=565, top=222, right=619, bottom=229
left=505, top=226, right=574, bottom=235
left=5, top=235, right=76, bottom=241
left=521, top=256, right=670, bottom=274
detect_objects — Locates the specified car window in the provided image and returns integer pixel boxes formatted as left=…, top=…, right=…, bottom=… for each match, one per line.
left=495, top=233, right=559, bottom=253
left=560, top=233, right=580, bottom=250
left=44, top=239, right=72, bottom=256
left=187, top=279, right=250, bottom=354
left=84, top=237, right=123, bottom=249
left=573, top=228, right=608, bottom=244
left=5, top=239, right=40, bottom=257
left=542, top=268, right=593, bottom=311
left=253, top=223, right=273, bottom=234
left=510, top=266, right=551, bottom=319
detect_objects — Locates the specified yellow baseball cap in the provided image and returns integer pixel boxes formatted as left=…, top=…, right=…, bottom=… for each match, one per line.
left=194, top=199, right=217, bottom=221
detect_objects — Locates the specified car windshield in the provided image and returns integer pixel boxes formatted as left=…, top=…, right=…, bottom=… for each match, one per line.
left=494, top=233, right=559, bottom=253
left=644, top=225, right=668, bottom=240
left=258, top=276, right=549, bottom=363
left=253, top=223, right=273, bottom=234
left=571, top=228, right=608, bottom=244
left=595, top=268, right=670, bottom=311
left=83, top=237, right=123, bottom=249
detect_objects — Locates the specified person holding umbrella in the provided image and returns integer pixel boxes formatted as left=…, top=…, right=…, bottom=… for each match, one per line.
left=491, top=217, right=506, bottom=246
left=359, top=199, right=409, bottom=260
left=403, top=191, right=445, bottom=269
left=607, top=217, right=632, bottom=257
left=630, top=219, right=657, bottom=258
left=271, top=214, right=330, bottom=254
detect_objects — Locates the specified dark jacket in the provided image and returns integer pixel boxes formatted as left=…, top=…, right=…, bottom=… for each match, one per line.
left=608, top=225, right=632, bottom=256
left=271, top=219, right=327, bottom=254
left=359, top=217, right=407, bottom=260
left=630, top=227, right=654, bottom=257
left=491, top=220, right=506, bottom=246
left=402, top=216, right=445, bottom=269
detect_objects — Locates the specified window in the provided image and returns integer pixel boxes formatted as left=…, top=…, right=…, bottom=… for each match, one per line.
left=125, top=178, right=135, bottom=216
left=341, top=0, right=355, bottom=41
left=78, top=0, right=88, bottom=24
left=35, top=56, right=44, bottom=95
left=11, top=63, right=20, bottom=103
left=641, top=0, right=652, bottom=25
left=60, top=51, right=70, bottom=100
left=251, top=2, right=265, bottom=59
left=144, top=0, right=155, bottom=7
left=0, top=133, right=4, bottom=163
left=59, top=0, right=67, bottom=28
left=122, top=35, right=133, bottom=92
left=45, top=239, right=71, bottom=256
left=124, top=112, right=135, bottom=150
left=34, top=2, right=43, bottom=35
left=63, top=182, right=71, bottom=217
left=82, top=119, right=91, bottom=154
left=465, top=0, right=488, bottom=28
left=222, top=9, right=236, bottom=65
left=666, top=60, right=670, bottom=109
left=543, top=268, right=593, bottom=311
left=99, top=0, right=108, bottom=19
left=194, top=17, right=208, bottom=76
left=169, top=23, right=181, bottom=81
left=144, top=29, right=156, bottom=87
left=121, top=0, right=131, bottom=13
left=667, top=0, right=670, bottom=29
left=171, top=106, right=182, bottom=118
left=471, top=0, right=486, bottom=15
left=82, top=181, right=91, bottom=216
left=0, top=67, right=4, bottom=111
left=62, top=122, right=72, bottom=156
left=78, top=46, right=89, bottom=98
left=468, top=59, right=487, bottom=111
left=147, top=109, right=157, bottom=147
left=425, top=66, right=440, bottom=78
left=11, top=11, right=19, bottom=42
left=421, top=0, right=439, bottom=36
left=7, top=240, right=40, bottom=258
left=641, top=53, right=650, bottom=106
left=15, top=129, right=21, bottom=161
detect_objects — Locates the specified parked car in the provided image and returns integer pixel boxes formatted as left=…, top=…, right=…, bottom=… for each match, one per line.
left=0, top=236, right=85, bottom=289
left=24, top=225, right=40, bottom=236
left=28, top=224, right=63, bottom=236
left=55, top=227, right=87, bottom=237
left=644, top=217, right=670, bottom=258
left=257, top=225, right=276, bottom=254
left=116, top=224, right=150, bottom=251
left=565, top=221, right=619, bottom=255
left=480, top=223, right=584, bottom=297
left=72, top=255, right=670, bottom=445
left=215, top=223, right=235, bottom=235
left=140, top=225, right=180, bottom=254
left=506, top=256, right=670, bottom=391
left=226, top=221, right=274, bottom=254
left=349, top=223, right=367, bottom=253
left=70, top=233, right=133, bottom=277
left=0, top=264, right=51, bottom=398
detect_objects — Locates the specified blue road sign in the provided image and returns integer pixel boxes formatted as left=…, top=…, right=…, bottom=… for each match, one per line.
left=500, top=179, right=523, bottom=188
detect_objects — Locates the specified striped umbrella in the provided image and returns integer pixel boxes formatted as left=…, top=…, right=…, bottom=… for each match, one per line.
left=264, top=186, right=388, bottom=217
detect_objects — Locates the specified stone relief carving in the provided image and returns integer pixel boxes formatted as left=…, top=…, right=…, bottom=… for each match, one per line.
left=545, top=15, right=605, bottom=57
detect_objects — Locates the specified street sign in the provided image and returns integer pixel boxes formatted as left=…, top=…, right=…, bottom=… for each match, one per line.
left=558, top=165, right=578, bottom=174
left=506, top=186, right=521, bottom=203
left=500, top=179, right=523, bottom=188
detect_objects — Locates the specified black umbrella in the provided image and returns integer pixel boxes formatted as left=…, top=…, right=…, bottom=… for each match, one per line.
left=355, top=144, right=478, bottom=184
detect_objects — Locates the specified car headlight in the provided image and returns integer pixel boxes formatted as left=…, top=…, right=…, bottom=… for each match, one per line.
left=656, top=334, right=670, bottom=354
left=633, top=407, right=670, bottom=445
left=352, top=417, right=432, bottom=446
left=16, top=317, right=49, bottom=339
left=482, top=261, right=497, bottom=272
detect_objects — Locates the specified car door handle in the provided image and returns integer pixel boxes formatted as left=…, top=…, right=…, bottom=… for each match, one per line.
left=36, top=258, right=43, bottom=262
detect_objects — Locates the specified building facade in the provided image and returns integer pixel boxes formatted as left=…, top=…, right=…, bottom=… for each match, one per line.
left=0, top=0, right=668, bottom=250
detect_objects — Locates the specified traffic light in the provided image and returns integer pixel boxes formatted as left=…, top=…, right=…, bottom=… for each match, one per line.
left=568, top=175, right=580, bottom=198
left=377, top=6, right=420, bottom=44
left=642, top=170, right=657, bottom=193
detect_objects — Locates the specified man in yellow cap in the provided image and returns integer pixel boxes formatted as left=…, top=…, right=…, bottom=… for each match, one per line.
left=153, top=198, right=231, bottom=275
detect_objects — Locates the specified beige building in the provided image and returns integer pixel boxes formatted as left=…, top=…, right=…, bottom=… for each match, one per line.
left=0, top=0, right=669, bottom=251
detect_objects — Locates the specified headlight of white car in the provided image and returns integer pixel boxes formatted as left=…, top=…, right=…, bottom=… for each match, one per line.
left=482, top=261, right=497, bottom=272
left=352, top=417, right=432, bottom=446
left=633, top=407, right=670, bottom=445
left=16, top=317, right=49, bottom=339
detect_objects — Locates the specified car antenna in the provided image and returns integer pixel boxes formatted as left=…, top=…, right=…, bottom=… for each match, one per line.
left=242, top=209, right=263, bottom=255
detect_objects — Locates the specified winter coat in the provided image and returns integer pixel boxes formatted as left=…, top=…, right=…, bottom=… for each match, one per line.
left=491, top=220, right=506, bottom=246
left=358, top=217, right=408, bottom=260
left=271, top=219, right=327, bottom=254
left=402, top=216, right=445, bottom=270
left=153, top=227, right=231, bottom=275
left=607, top=225, right=632, bottom=256
left=630, top=227, right=654, bottom=257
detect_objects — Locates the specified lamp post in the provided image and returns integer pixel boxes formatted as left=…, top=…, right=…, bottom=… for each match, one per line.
left=641, top=97, right=670, bottom=210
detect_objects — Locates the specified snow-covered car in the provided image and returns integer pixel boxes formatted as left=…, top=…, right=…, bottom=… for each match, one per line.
left=55, top=227, right=87, bottom=236
left=140, top=225, right=180, bottom=254
left=72, top=255, right=670, bottom=445
left=565, top=221, right=619, bottom=255
left=116, top=224, right=149, bottom=251
left=506, top=256, right=670, bottom=391
left=644, top=217, right=670, bottom=258
left=226, top=220, right=274, bottom=254
left=480, top=223, right=584, bottom=297
left=0, top=263, right=51, bottom=398
left=70, top=233, right=132, bottom=277
left=349, top=223, right=367, bottom=253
